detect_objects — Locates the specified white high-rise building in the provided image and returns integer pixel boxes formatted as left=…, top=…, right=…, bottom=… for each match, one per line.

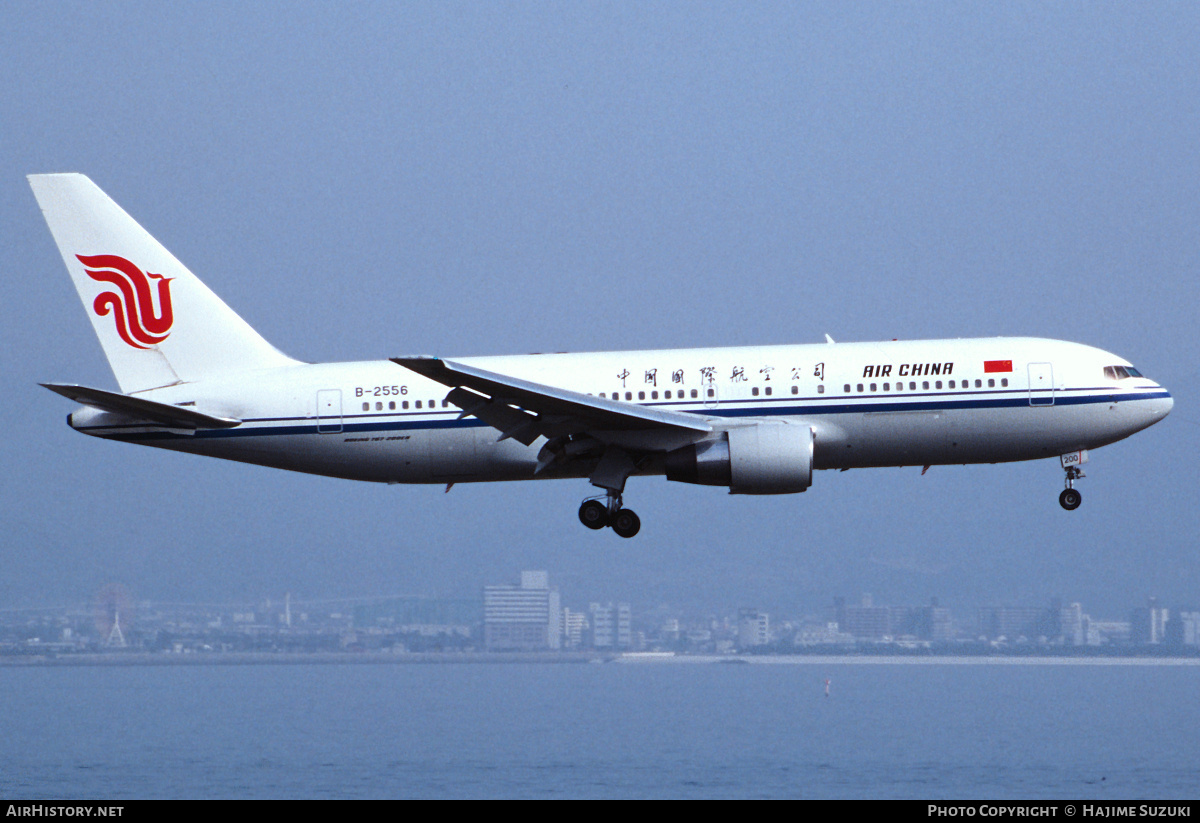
left=1176, top=611, right=1200, bottom=646
left=1131, top=597, right=1170, bottom=644
left=589, top=602, right=631, bottom=649
left=562, top=608, right=588, bottom=648
left=483, top=571, right=561, bottom=651
left=738, top=608, right=770, bottom=648
left=1060, top=602, right=1085, bottom=646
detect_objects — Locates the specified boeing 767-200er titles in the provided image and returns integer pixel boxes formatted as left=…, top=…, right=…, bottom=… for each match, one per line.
left=30, top=174, right=1173, bottom=538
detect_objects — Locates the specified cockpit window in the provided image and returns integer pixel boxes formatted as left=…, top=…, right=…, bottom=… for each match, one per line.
left=1104, top=365, right=1142, bottom=380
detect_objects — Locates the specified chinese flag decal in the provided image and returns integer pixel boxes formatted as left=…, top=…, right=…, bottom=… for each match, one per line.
left=983, top=360, right=1013, bottom=373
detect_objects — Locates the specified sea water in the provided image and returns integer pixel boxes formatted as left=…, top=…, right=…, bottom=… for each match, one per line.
left=1, top=659, right=1196, bottom=799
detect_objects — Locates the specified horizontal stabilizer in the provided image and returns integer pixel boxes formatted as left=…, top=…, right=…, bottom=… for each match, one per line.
left=40, top=383, right=241, bottom=429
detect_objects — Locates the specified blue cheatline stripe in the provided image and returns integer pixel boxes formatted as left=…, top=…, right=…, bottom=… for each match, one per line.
left=81, top=389, right=1171, bottom=442
left=710, top=389, right=1169, bottom=418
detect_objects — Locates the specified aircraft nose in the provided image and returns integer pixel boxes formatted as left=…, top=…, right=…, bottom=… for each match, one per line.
left=1147, top=385, right=1173, bottom=420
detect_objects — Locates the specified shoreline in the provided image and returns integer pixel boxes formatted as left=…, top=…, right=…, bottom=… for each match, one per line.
left=3, top=651, right=1200, bottom=667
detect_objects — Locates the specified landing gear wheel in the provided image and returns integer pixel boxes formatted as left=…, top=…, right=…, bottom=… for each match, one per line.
left=578, top=499, right=609, bottom=530
left=611, top=508, right=641, bottom=539
left=1060, top=463, right=1084, bottom=511
left=1059, top=488, right=1082, bottom=511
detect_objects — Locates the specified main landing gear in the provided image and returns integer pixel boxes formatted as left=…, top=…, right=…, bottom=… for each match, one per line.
left=578, top=492, right=641, bottom=538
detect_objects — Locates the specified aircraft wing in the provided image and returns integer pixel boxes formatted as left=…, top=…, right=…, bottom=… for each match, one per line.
left=391, top=356, right=712, bottom=448
left=41, top=383, right=242, bottom=429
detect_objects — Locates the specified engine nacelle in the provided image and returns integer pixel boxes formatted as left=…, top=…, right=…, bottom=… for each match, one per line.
left=664, top=422, right=814, bottom=494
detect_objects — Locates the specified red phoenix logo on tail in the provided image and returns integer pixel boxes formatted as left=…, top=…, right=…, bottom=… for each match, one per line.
left=77, top=254, right=175, bottom=349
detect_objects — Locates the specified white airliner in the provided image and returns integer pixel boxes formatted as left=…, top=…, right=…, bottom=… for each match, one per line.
left=30, top=174, right=1173, bottom=538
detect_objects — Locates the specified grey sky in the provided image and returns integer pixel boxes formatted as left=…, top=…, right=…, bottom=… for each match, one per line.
left=2, top=1, right=1197, bottom=617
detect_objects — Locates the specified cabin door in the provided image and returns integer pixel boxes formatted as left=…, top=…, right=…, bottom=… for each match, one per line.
left=317, top=389, right=343, bottom=433
left=1027, top=363, right=1055, bottom=406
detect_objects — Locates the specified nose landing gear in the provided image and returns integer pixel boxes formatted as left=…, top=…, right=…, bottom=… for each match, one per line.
left=1059, top=453, right=1086, bottom=511
left=578, top=491, right=641, bottom=538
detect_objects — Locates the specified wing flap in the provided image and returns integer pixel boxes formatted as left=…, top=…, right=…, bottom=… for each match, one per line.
left=446, top=386, right=542, bottom=446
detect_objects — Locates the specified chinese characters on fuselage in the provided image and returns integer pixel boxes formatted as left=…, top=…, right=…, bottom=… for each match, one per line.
left=617, top=363, right=825, bottom=388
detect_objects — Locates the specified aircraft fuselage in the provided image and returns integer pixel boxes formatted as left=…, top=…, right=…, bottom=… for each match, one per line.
left=68, top=336, right=1172, bottom=485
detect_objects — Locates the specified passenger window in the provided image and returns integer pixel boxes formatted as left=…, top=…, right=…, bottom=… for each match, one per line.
left=691, top=389, right=699, bottom=398
left=817, top=385, right=824, bottom=394
left=857, top=384, right=864, bottom=393
left=707, top=388, right=714, bottom=398
left=909, top=382, right=916, bottom=390
left=987, top=379, right=995, bottom=388
left=752, top=387, right=760, bottom=396
left=389, top=401, right=395, bottom=410
left=638, top=391, right=645, bottom=400
left=792, top=385, right=800, bottom=395
left=935, top=381, right=942, bottom=389
left=883, top=383, right=890, bottom=391
left=402, top=401, right=409, bottom=409
left=362, top=402, right=369, bottom=411
left=1001, top=378, right=1008, bottom=387
left=922, top=381, right=929, bottom=390
left=376, top=402, right=383, bottom=411
left=975, top=379, right=982, bottom=388
left=651, top=391, right=658, bottom=399
left=415, top=401, right=422, bottom=409
left=765, top=386, right=772, bottom=396
left=626, top=392, right=632, bottom=400
left=844, top=384, right=851, bottom=393
left=948, top=380, right=955, bottom=389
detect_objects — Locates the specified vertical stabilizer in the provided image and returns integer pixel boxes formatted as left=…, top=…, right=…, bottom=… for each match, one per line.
left=29, top=173, right=298, bottom=393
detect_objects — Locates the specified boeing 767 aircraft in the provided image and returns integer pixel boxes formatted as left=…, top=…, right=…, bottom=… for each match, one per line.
left=30, top=174, right=1173, bottom=537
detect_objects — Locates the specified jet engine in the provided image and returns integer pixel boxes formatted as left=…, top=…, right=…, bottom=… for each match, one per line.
left=664, top=422, right=813, bottom=494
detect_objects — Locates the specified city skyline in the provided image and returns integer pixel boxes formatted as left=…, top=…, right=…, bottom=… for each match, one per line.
left=4, top=568, right=1194, bottom=645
